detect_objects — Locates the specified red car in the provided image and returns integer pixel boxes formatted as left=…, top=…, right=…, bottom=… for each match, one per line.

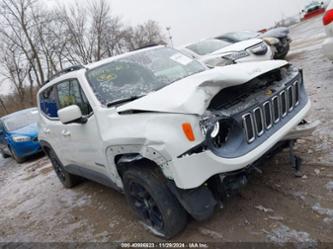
left=301, top=1, right=326, bottom=20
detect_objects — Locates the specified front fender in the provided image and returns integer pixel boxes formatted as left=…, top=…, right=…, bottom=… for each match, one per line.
left=102, top=112, right=205, bottom=182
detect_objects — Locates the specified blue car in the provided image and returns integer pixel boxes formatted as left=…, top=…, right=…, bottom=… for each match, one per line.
left=0, top=108, right=42, bottom=163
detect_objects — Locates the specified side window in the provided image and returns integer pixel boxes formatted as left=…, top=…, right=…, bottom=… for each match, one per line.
left=56, top=79, right=92, bottom=116
left=71, top=80, right=93, bottom=116
left=57, top=80, right=73, bottom=108
left=40, top=86, right=59, bottom=118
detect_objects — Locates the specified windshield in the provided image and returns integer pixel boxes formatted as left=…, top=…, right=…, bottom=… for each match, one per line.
left=4, top=109, right=39, bottom=132
left=186, top=39, right=231, bottom=56
left=224, top=31, right=259, bottom=42
left=86, top=47, right=206, bottom=105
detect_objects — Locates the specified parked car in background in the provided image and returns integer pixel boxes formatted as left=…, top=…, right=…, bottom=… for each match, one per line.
left=276, top=16, right=300, bottom=27
left=179, top=38, right=273, bottom=67
left=216, top=27, right=291, bottom=59
left=216, top=31, right=262, bottom=43
left=0, top=108, right=41, bottom=163
left=301, top=1, right=326, bottom=20
left=322, top=0, right=333, bottom=61
left=37, top=46, right=317, bottom=238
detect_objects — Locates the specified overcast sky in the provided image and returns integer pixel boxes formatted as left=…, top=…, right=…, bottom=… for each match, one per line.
left=0, top=0, right=323, bottom=95
left=47, top=0, right=316, bottom=46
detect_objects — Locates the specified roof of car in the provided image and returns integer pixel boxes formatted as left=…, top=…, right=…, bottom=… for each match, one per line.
left=41, top=45, right=165, bottom=89
left=179, top=38, right=223, bottom=50
left=86, top=45, right=165, bottom=70
left=1, top=108, right=38, bottom=121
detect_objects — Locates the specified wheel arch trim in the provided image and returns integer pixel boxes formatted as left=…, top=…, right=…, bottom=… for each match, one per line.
left=106, top=145, right=174, bottom=180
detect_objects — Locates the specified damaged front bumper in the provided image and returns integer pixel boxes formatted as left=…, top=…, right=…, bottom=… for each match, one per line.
left=170, top=100, right=313, bottom=190
left=283, top=119, right=320, bottom=141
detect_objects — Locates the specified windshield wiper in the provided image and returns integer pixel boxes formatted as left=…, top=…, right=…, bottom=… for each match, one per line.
left=106, top=95, right=144, bottom=108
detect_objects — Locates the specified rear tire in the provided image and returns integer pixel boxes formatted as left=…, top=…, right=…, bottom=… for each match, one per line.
left=123, top=166, right=188, bottom=239
left=48, top=149, right=81, bottom=188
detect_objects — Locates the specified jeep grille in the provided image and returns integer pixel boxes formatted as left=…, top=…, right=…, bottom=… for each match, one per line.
left=242, top=81, right=300, bottom=143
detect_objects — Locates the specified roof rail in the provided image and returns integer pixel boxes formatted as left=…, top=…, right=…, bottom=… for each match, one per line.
left=135, top=43, right=166, bottom=51
left=43, top=65, right=85, bottom=85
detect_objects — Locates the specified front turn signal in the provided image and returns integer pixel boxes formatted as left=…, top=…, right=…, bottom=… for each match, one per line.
left=182, top=123, right=195, bottom=142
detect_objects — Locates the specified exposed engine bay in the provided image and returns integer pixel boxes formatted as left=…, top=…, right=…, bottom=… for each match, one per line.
left=187, top=65, right=308, bottom=159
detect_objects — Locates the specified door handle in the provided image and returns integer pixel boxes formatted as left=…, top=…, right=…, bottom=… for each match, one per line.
left=43, top=128, right=51, bottom=134
left=61, top=130, right=71, bottom=137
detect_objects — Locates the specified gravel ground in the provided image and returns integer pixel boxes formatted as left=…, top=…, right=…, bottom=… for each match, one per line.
left=0, top=16, right=332, bottom=246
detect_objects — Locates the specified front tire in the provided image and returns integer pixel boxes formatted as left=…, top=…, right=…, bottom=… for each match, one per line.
left=48, top=149, right=81, bottom=188
left=123, top=166, right=188, bottom=239
left=274, top=42, right=290, bottom=59
left=1, top=149, right=10, bottom=159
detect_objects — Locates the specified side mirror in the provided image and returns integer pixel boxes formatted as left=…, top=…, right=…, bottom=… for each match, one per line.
left=58, top=105, right=87, bottom=125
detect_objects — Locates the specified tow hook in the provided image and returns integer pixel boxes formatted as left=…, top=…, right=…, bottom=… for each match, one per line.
left=289, top=140, right=303, bottom=177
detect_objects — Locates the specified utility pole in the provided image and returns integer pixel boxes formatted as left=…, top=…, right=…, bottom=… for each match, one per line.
left=166, top=27, right=174, bottom=48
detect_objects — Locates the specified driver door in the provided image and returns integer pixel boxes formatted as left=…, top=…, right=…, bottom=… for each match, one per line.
left=56, top=79, right=107, bottom=175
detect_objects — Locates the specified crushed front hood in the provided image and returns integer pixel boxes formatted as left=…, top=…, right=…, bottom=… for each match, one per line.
left=117, top=60, right=289, bottom=115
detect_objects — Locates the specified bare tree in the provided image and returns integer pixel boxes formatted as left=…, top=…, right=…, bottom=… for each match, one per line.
left=0, top=96, right=8, bottom=114
left=0, top=0, right=45, bottom=86
left=58, top=3, right=91, bottom=64
left=125, top=20, right=166, bottom=50
left=32, top=10, right=70, bottom=78
left=90, top=0, right=111, bottom=61
left=0, top=36, right=32, bottom=105
left=0, top=0, right=167, bottom=113
left=0, top=79, right=8, bottom=114
left=57, top=0, right=128, bottom=64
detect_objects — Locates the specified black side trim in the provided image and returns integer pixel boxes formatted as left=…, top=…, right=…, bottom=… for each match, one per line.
left=66, top=165, right=123, bottom=193
left=39, top=140, right=123, bottom=193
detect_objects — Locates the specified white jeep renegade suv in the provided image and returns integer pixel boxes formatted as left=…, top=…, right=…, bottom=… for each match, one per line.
left=37, top=46, right=317, bottom=238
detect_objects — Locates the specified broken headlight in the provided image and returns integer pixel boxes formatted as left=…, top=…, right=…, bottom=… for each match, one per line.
left=200, top=116, right=233, bottom=148
left=200, top=113, right=218, bottom=136
left=210, top=121, right=220, bottom=138
left=210, top=119, right=233, bottom=148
